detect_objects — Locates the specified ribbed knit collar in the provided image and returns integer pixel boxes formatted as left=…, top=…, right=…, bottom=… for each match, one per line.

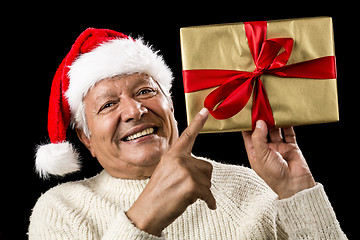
left=90, top=170, right=150, bottom=207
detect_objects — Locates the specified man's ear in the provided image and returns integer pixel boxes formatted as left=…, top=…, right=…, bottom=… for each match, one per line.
left=75, top=128, right=95, bottom=158
left=167, top=96, right=174, bottom=113
left=168, top=97, right=178, bottom=126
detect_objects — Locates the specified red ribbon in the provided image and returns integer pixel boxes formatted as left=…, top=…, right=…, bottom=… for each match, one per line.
left=183, top=21, right=336, bottom=129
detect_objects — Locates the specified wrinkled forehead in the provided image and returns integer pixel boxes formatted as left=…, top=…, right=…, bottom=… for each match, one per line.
left=84, top=73, right=162, bottom=102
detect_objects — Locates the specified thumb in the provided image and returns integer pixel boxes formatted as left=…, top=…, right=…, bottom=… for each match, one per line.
left=251, top=120, right=269, bottom=161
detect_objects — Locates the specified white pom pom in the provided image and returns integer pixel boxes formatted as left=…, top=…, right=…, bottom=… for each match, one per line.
left=35, top=141, right=81, bottom=179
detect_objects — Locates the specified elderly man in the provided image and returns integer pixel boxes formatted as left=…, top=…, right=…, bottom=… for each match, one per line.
left=29, top=28, right=346, bottom=239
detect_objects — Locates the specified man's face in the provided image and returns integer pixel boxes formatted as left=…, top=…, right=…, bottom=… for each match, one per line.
left=79, top=73, right=178, bottom=179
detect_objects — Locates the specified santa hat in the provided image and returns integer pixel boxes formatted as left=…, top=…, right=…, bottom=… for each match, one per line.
left=35, top=28, right=173, bottom=178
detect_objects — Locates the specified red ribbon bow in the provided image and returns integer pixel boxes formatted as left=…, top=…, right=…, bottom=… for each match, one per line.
left=183, top=21, right=336, bottom=129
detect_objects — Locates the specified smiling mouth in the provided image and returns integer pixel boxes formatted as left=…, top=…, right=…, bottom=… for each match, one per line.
left=123, top=127, right=157, bottom=141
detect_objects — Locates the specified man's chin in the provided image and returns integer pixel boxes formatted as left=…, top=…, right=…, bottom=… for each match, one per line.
left=120, top=143, right=166, bottom=166
left=108, top=136, right=169, bottom=178
left=103, top=153, right=161, bottom=180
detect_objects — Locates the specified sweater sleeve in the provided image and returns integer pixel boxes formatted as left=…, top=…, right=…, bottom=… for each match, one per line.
left=29, top=191, right=163, bottom=240
left=276, top=183, right=347, bottom=239
left=101, top=211, right=164, bottom=240
left=28, top=192, right=83, bottom=239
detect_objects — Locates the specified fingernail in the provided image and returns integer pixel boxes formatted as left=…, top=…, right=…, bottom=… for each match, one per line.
left=199, top=107, right=209, bottom=116
left=256, top=120, right=263, bottom=129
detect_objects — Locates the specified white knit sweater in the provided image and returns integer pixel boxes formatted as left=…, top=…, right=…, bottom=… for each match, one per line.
left=29, top=159, right=346, bottom=239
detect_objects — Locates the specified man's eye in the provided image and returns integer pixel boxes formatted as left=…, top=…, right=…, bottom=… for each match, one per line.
left=137, top=88, right=156, bottom=97
left=99, top=102, right=115, bottom=113
left=139, top=89, right=150, bottom=95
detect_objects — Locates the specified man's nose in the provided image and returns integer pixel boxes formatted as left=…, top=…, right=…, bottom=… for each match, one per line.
left=121, top=97, right=148, bottom=122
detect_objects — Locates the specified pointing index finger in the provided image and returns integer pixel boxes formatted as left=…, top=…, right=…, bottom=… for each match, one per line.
left=175, top=108, right=209, bottom=153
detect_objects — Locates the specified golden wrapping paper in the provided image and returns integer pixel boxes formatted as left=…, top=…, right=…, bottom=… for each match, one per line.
left=180, top=17, right=338, bottom=133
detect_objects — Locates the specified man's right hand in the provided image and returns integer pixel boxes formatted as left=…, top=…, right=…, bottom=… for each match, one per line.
left=126, top=108, right=216, bottom=236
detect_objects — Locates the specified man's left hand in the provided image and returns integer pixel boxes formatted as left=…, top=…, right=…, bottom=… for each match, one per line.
left=242, top=120, right=316, bottom=199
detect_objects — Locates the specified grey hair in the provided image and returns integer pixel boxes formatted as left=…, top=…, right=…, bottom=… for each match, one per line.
left=71, top=100, right=91, bottom=139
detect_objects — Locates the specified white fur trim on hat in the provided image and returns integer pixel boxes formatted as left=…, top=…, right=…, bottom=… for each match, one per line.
left=66, top=37, right=173, bottom=118
left=35, top=142, right=81, bottom=179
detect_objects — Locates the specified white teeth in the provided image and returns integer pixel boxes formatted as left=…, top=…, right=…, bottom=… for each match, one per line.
left=125, top=128, right=155, bottom=141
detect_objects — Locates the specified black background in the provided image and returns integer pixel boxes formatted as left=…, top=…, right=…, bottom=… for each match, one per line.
left=1, top=3, right=356, bottom=239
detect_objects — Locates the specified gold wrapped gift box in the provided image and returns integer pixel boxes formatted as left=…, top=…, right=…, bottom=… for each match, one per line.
left=180, top=17, right=338, bottom=133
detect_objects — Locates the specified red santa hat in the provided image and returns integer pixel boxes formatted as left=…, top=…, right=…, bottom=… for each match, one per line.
left=35, top=28, right=173, bottom=178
